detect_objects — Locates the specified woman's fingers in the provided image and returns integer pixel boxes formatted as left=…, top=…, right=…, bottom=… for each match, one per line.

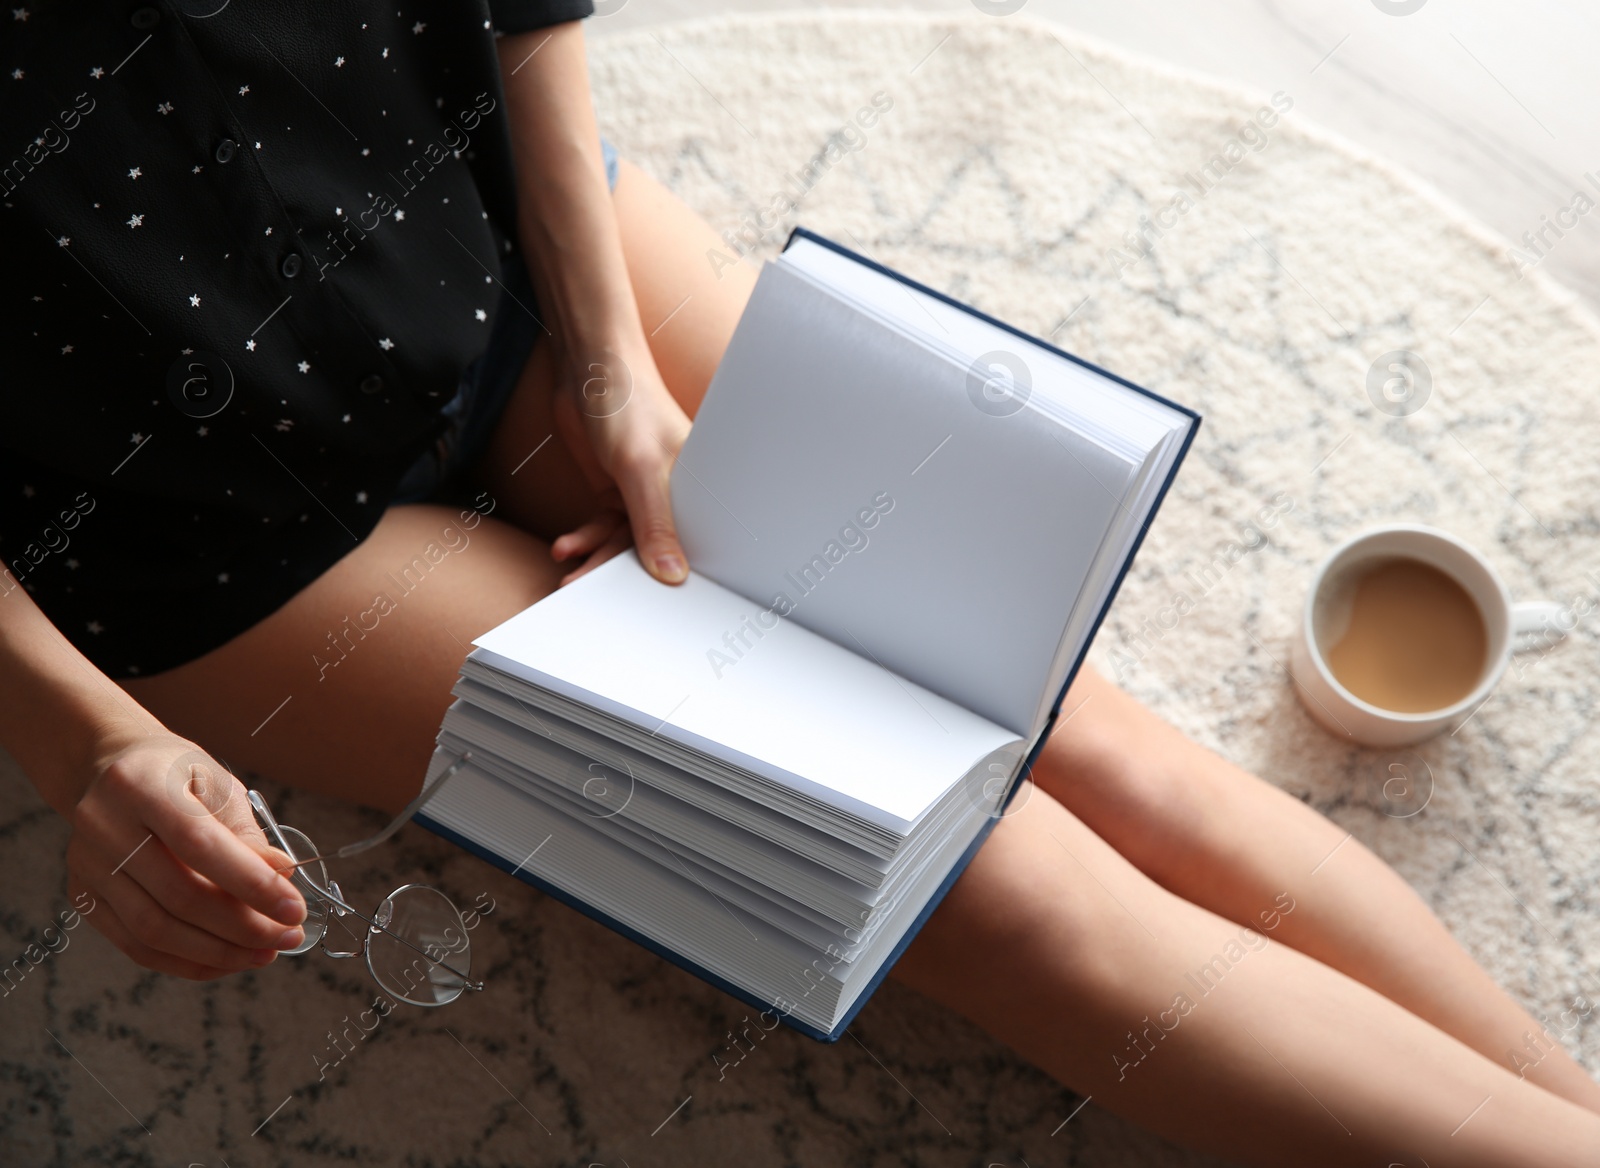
left=68, top=734, right=310, bottom=981
left=137, top=759, right=306, bottom=928
left=202, top=763, right=305, bottom=885
left=122, top=835, right=304, bottom=953
left=551, top=508, right=626, bottom=563
left=552, top=340, right=692, bottom=586
left=558, top=520, right=635, bottom=587
left=67, top=808, right=298, bottom=969
left=610, top=433, right=688, bottom=584
left=90, top=866, right=278, bottom=973
left=84, top=891, right=240, bottom=981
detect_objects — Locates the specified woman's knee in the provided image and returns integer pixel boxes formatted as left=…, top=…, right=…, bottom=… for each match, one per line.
left=892, top=788, right=1144, bottom=1011
left=1030, top=666, right=1213, bottom=881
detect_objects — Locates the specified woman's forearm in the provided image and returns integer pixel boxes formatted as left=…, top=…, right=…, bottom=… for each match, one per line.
left=492, top=18, right=694, bottom=585
left=0, top=576, right=162, bottom=817
left=496, top=22, right=646, bottom=357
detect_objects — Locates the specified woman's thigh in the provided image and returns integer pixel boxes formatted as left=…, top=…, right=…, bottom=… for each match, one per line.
left=122, top=504, right=560, bottom=813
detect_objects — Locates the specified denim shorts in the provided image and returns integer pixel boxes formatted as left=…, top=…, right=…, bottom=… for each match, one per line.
left=391, top=138, right=620, bottom=506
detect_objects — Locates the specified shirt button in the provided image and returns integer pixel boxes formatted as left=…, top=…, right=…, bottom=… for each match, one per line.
left=280, top=253, right=303, bottom=278
left=130, top=6, right=160, bottom=29
left=359, top=374, right=384, bottom=395
left=214, top=138, right=237, bottom=164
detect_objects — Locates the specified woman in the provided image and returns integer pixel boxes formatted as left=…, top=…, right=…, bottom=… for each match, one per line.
left=2, top=5, right=1597, bottom=1164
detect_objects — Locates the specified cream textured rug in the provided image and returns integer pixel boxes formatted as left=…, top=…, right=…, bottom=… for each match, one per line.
left=5, top=11, right=1600, bottom=1167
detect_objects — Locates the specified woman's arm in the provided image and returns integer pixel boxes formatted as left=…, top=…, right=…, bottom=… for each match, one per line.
left=496, top=21, right=693, bottom=587
left=0, top=579, right=305, bottom=977
left=0, top=574, right=160, bottom=817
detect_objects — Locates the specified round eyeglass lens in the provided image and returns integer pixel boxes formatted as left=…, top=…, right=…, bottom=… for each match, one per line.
left=275, top=825, right=329, bottom=955
left=366, top=884, right=470, bottom=1006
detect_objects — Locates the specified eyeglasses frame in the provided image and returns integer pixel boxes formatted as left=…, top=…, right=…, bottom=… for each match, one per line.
left=246, top=751, right=484, bottom=1002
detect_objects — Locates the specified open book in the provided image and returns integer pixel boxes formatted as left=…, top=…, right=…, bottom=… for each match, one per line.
left=416, top=229, right=1199, bottom=1040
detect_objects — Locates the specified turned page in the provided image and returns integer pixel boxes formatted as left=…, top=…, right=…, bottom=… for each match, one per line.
left=471, top=550, right=1020, bottom=833
left=669, top=257, right=1138, bottom=738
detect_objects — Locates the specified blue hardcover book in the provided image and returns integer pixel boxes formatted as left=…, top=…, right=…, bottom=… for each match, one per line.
left=416, top=227, right=1200, bottom=1042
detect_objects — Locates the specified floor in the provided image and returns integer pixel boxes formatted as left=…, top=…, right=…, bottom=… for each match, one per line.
left=589, top=0, right=1600, bottom=313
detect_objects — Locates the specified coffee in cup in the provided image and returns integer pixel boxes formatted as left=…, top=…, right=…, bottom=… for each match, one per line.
left=1320, top=556, right=1488, bottom=713
left=1290, top=525, right=1562, bottom=747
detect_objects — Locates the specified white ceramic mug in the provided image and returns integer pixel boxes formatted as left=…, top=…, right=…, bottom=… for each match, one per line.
left=1289, top=524, right=1562, bottom=747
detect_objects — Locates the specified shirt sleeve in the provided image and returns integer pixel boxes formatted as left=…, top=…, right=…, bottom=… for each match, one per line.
left=488, top=0, right=595, bottom=33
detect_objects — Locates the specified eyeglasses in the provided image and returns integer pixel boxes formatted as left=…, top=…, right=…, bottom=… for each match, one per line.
left=247, top=752, right=483, bottom=1007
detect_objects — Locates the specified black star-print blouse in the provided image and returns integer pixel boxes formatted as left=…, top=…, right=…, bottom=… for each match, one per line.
left=0, top=0, right=591, bottom=678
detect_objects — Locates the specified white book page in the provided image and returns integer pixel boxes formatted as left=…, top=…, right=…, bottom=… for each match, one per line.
left=471, top=550, right=1019, bottom=832
left=670, top=258, right=1138, bottom=737
left=778, top=236, right=1188, bottom=458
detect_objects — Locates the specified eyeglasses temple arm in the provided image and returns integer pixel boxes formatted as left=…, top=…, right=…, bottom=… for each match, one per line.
left=335, top=749, right=474, bottom=859
left=248, top=788, right=302, bottom=867
left=265, top=751, right=474, bottom=873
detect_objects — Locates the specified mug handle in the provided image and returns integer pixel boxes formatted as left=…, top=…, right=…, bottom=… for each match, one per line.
left=1511, top=600, right=1566, bottom=653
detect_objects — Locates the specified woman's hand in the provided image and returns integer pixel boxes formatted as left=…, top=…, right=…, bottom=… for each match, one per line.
left=547, top=337, right=692, bottom=587
left=65, top=729, right=307, bottom=980
left=495, top=22, right=694, bottom=590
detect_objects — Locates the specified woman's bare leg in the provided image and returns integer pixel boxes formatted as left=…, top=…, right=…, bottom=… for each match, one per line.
left=123, top=504, right=560, bottom=813
left=594, top=160, right=1600, bottom=1113
left=122, top=153, right=1600, bottom=1162
left=893, top=781, right=1600, bottom=1167
left=123, top=503, right=1600, bottom=1163
left=1032, top=664, right=1600, bottom=1112
left=585, top=158, right=1600, bottom=1115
